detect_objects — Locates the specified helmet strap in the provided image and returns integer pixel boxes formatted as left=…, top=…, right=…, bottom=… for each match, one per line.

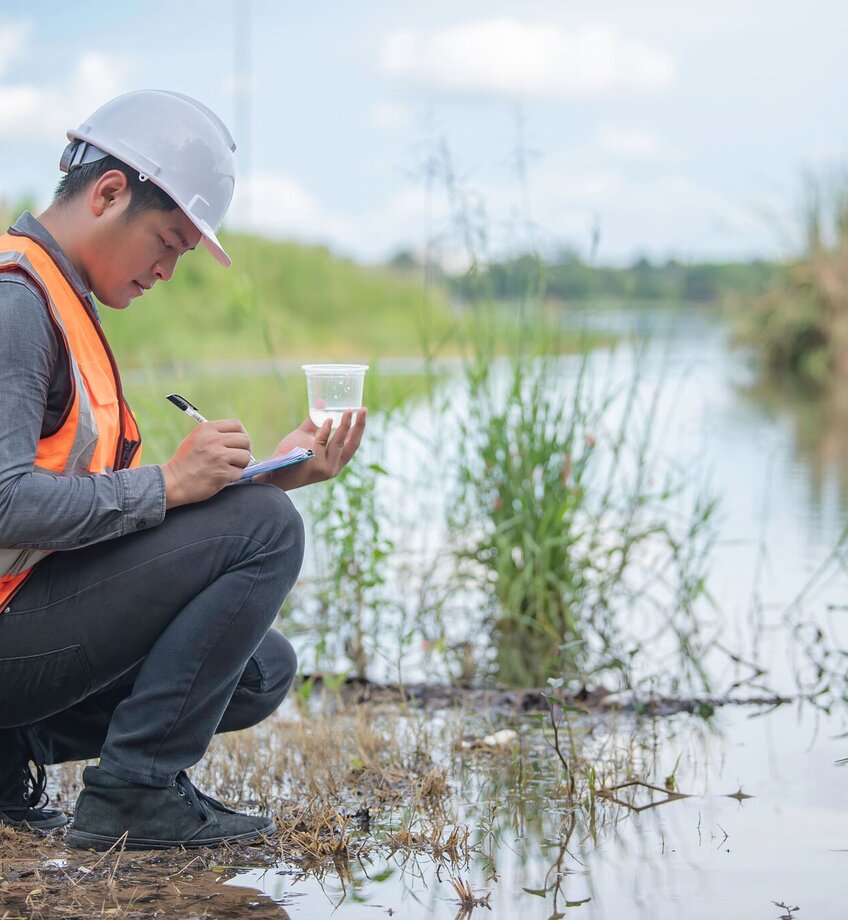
left=59, top=140, right=110, bottom=174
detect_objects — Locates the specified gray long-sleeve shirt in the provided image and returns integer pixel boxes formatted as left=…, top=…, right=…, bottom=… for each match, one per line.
left=0, top=212, right=166, bottom=556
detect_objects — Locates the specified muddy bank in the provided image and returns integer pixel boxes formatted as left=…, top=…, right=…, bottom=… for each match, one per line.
left=304, top=673, right=792, bottom=716
left=0, top=826, right=292, bottom=919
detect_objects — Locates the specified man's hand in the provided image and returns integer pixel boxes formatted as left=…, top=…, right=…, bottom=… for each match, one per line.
left=262, top=408, right=367, bottom=490
left=160, top=419, right=252, bottom=508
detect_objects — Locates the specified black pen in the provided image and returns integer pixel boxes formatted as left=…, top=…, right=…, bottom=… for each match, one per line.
left=166, top=393, right=257, bottom=465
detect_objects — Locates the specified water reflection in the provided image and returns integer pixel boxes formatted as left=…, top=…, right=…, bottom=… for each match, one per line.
left=203, top=699, right=848, bottom=919
left=739, top=372, right=848, bottom=516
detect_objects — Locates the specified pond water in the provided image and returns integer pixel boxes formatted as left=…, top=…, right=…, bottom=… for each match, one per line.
left=132, top=307, right=848, bottom=917
left=226, top=703, right=847, bottom=919
left=279, top=305, right=848, bottom=695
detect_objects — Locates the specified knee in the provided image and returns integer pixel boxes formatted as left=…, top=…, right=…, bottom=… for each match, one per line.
left=262, top=629, right=298, bottom=703
left=227, top=484, right=305, bottom=572
left=249, top=485, right=303, bottom=550
left=237, top=630, right=298, bottom=725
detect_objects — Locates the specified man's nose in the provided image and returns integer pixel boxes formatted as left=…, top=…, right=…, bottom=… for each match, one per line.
left=153, top=259, right=174, bottom=283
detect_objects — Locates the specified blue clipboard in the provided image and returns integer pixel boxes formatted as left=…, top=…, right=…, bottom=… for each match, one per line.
left=238, top=448, right=314, bottom=480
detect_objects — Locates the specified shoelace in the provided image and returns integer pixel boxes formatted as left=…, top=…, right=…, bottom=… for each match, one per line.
left=24, top=761, right=49, bottom=812
left=173, top=771, right=234, bottom=818
left=173, top=772, right=213, bottom=820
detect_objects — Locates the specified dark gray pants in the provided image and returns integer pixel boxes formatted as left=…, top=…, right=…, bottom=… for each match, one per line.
left=0, top=483, right=304, bottom=787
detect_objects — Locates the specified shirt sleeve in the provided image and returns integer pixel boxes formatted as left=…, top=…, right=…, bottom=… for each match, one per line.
left=0, top=278, right=166, bottom=551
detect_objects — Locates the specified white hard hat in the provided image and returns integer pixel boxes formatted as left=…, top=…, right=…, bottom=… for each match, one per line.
left=60, top=90, right=237, bottom=267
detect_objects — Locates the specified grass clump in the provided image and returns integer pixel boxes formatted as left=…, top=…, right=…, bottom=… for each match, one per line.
left=448, top=321, right=718, bottom=689
left=735, top=166, right=848, bottom=387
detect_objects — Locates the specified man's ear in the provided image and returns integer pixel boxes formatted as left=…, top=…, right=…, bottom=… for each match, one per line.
left=89, top=169, right=131, bottom=217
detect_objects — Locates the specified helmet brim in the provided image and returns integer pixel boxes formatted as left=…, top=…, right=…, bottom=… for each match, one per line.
left=192, top=219, right=232, bottom=268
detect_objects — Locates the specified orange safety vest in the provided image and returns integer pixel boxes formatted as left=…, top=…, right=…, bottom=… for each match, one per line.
left=0, top=229, right=142, bottom=610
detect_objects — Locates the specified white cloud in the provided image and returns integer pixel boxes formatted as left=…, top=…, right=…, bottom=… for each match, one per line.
left=227, top=162, right=786, bottom=267
left=521, top=167, right=783, bottom=261
left=0, top=51, right=131, bottom=142
left=230, top=171, right=353, bottom=246
left=232, top=174, right=477, bottom=266
left=344, top=167, right=784, bottom=265
left=596, top=124, right=665, bottom=159
left=370, top=99, right=414, bottom=132
left=381, top=19, right=675, bottom=99
left=0, top=22, right=30, bottom=78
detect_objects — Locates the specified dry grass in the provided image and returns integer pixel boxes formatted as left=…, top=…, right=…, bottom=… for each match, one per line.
left=0, top=697, right=684, bottom=918
left=448, top=875, right=493, bottom=913
left=0, top=703, right=468, bottom=917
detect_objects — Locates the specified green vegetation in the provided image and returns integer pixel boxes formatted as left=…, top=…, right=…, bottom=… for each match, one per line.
left=734, top=167, right=848, bottom=386
left=389, top=247, right=781, bottom=305
left=306, top=458, right=394, bottom=678
left=103, top=231, right=457, bottom=368
left=293, top=307, right=719, bottom=691
left=448, top=330, right=717, bottom=687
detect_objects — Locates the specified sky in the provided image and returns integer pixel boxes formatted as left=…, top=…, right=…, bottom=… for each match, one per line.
left=0, top=0, right=845, bottom=267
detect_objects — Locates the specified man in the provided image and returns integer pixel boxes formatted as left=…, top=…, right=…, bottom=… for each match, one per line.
left=0, top=90, right=365, bottom=850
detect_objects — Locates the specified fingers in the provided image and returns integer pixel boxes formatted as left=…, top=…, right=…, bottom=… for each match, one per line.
left=226, top=448, right=253, bottom=470
left=314, top=419, right=333, bottom=446
left=328, top=408, right=367, bottom=464
left=210, top=418, right=248, bottom=434
left=166, top=421, right=254, bottom=506
left=222, top=432, right=252, bottom=451
left=328, top=409, right=354, bottom=444
left=339, top=408, right=367, bottom=462
left=196, top=420, right=251, bottom=452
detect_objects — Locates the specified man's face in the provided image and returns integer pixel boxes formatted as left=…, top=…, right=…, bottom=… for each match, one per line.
left=85, top=195, right=203, bottom=309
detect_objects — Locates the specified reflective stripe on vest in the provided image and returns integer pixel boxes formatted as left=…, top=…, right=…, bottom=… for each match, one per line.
left=0, top=231, right=142, bottom=610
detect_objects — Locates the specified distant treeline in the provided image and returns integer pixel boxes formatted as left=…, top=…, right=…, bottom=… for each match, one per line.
left=387, top=250, right=784, bottom=304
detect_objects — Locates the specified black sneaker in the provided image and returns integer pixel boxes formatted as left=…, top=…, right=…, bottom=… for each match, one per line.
left=66, top=765, right=276, bottom=851
left=0, top=754, right=68, bottom=831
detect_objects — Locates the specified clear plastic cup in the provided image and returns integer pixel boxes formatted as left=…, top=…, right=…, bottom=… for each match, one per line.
left=302, top=364, right=369, bottom=428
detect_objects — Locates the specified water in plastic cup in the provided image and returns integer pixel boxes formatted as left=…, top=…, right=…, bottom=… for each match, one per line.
left=302, top=364, right=369, bottom=428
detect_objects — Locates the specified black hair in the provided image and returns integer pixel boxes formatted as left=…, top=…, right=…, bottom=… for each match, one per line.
left=53, top=154, right=178, bottom=217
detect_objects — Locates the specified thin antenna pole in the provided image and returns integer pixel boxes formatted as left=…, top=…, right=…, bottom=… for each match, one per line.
left=234, top=0, right=252, bottom=226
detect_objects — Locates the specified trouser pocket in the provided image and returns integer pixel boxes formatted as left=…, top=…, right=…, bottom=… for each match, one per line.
left=0, top=645, right=95, bottom=729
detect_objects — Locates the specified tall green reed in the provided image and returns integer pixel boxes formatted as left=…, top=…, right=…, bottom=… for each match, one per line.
left=447, top=327, right=718, bottom=688
left=417, top=128, right=719, bottom=690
